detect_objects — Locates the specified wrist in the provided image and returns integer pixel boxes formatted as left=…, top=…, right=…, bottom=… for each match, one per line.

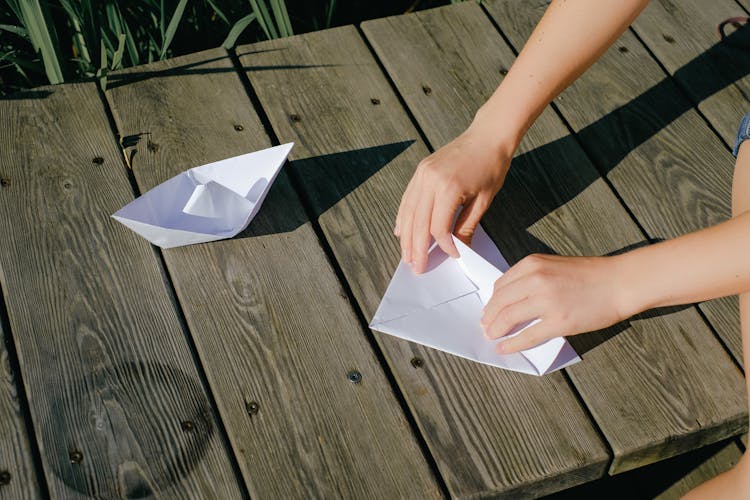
left=469, top=105, right=522, bottom=166
left=610, top=251, right=650, bottom=320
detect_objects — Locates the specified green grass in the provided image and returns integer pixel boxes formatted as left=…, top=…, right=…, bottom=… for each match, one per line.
left=0, top=0, right=467, bottom=94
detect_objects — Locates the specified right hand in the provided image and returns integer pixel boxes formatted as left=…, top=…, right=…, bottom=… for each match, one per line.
left=395, top=124, right=513, bottom=273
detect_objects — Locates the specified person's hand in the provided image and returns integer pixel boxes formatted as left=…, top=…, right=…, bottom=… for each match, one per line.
left=395, top=124, right=513, bottom=274
left=481, top=253, right=638, bottom=353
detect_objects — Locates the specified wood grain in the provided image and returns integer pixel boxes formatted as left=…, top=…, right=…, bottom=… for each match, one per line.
left=489, top=0, right=745, bottom=368
left=238, top=25, right=611, bottom=498
left=628, top=0, right=750, bottom=369
left=106, top=49, right=441, bottom=499
left=484, top=0, right=743, bottom=366
left=631, top=0, right=750, bottom=147
left=0, top=305, right=41, bottom=499
left=0, top=83, right=243, bottom=498
left=545, top=439, right=743, bottom=498
left=364, top=2, right=747, bottom=475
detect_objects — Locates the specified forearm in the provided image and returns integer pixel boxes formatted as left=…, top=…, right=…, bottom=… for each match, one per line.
left=471, top=0, right=649, bottom=153
left=617, top=210, right=750, bottom=314
left=617, top=142, right=750, bottom=313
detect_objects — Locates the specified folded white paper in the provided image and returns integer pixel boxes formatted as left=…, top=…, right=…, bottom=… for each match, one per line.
left=112, top=143, right=294, bottom=248
left=370, top=226, right=580, bottom=375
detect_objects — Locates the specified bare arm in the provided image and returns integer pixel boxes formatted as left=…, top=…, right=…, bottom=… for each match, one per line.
left=620, top=143, right=750, bottom=311
left=397, top=0, right=650, bottom=274
left=483, top=143, right=750, bottom=354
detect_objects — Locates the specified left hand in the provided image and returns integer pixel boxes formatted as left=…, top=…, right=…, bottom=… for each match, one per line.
left=481, top=253, right=635, bottom=353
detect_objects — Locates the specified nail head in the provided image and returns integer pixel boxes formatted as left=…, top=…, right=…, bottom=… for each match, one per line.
left=0, top=470, right=10, bottom=485
left=347, top=370, right=362, bottom=384
left=246, top=400, right=259, bottom=416
left=0, top=178, right=9, bottom=187
left=410, top=357, right=424, bottom=368
left=92, top=156, right=104, bottom=165
left=233, top=124, right=244, bottom=132
left=69, top=449, right=83, bottom=464
left=370, top=98, right=381, bottom=105
left=290, top=113, right=301, bottom=122
left=663, top=34, right=675, bottom=43
left=499, top=68, right=508, bottom=75
left=180, top=420, right=194, bottom=432
left=618, top=46, right=629, bottom=53
left=422, top=85, right=432, bottom=96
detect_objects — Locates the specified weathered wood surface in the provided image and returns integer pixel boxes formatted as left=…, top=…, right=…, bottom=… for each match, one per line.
left=0, top=305, right=41, bottom=499
left=629, top=0, right=750, bottom=366
left=484, top=1, right=744, bottom=366
left=631, top=0, right=750, bottom=148
left=0, top=83, right=243, bottom=498
left=106, top=49, right=441, bottom=499
left=546, top=439, right=743, bottom=499
left=238, top=25, right=610, bottom=498
left=364, top=2, right=747, bottom=475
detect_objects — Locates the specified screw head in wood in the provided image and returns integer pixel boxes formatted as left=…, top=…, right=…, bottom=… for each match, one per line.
left=92, top=156, right=104, bottom=165
left=0, top=470, right=10, bottom=485
left=499, top=68, right=508, bottom=76
left=370, top=98, right=380, bottom=105
left=422, top=85, right=432, bottom=96
left=347, top=370, right=362, bottom=384
left=245, top=400, right=259, bottom=416
left=180, top=420, right=194, bottom=432
left=233, top=124, right=244, bottom=132
left=0, top=177, right=9, bottom=187
left=410, top=357, right=424, bottom=368
left=69, top=449, right=83, bottom=464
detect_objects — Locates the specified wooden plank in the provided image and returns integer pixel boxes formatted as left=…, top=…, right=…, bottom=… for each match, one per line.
left=0, top=301, right=41, bottom=499
left=628, top=0, right=750, bottom=367
left=631, top=0, right=750, bottom=147
left=483, top=1, right=744, bottom=366
left=105, top=49, right=441, bottom=499
left=653, top=441, right=742, bottom=500
left=363, top=3, right=747, bottom=475
left=0, top=83, right=243, bottom=498
left=238, top=25, right=610, bottom=499
left=545, top=439, right=742, bottom=498
left=484, top=0, right=745, bottom=367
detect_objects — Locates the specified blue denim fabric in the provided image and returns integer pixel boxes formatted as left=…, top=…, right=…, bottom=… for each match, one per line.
left=733, top=112, right=750, bottom=157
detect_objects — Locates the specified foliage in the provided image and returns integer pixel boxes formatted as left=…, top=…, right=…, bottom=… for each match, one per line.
left=0, top=0, right=463, bottom=94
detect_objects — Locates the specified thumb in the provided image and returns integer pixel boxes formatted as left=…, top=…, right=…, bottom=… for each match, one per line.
left=495, top=321, right=553, bottom=354
left=453, top=197, right=489, bottom=245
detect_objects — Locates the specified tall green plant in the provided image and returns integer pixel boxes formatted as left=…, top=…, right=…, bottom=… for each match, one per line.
left=0, top=0, right=334, bottom=94
left=8, top=0, right=63, bottom=83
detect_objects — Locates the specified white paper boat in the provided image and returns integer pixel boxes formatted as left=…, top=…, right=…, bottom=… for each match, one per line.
left=113, top=143, right=294, bottom=248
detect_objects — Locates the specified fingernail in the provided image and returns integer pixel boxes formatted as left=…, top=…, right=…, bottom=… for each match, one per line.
left=496, top=343, right=506, bottom=354
left=393, top=225, right=400, bottom=236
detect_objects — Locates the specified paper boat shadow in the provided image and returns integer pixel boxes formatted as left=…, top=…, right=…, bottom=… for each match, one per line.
left=233, top=140, right=415, bottom=238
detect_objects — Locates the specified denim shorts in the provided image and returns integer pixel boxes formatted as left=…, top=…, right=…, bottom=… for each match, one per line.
left=734, top=112, right=750, bottom=157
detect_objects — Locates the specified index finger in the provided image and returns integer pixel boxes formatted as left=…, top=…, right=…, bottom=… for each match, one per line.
left=429, top=194, right=461, bottom=258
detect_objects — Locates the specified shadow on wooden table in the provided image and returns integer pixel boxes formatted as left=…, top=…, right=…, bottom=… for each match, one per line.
left=543, top=437, right=743, bottom=499
left=478, top=24, right=750, bottom=355
left=234, top=140, right=415, bottom=237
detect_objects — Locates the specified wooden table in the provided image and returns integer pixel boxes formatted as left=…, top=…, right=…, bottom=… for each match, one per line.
left=0, top=1, right=748, bottom=498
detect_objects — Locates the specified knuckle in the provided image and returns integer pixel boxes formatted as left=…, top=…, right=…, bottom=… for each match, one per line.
left=418, top=158, right=436, bottom=173
left=524, top=253, right=544, bottom=269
